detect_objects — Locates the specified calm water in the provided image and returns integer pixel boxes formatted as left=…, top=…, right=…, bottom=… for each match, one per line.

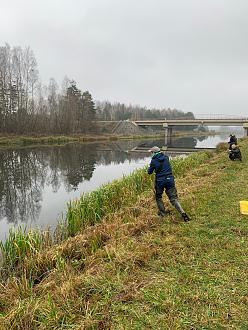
left=0, top=133, right=242, bottom=241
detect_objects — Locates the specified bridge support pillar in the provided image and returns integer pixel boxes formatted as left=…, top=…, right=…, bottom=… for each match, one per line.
left=243, top=123, right=248, bottom=137
left=163, top=124, right=172, bottom=146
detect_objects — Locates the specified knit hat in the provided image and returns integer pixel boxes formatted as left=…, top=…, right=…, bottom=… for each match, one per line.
left=148, top=146, right=160, bottom=153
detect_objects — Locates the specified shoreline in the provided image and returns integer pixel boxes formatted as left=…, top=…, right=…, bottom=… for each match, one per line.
left=0, top=130, right=217, bottom=148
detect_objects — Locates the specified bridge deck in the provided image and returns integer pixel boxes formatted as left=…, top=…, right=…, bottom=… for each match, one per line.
left=134, top=119, right=248, bottom=126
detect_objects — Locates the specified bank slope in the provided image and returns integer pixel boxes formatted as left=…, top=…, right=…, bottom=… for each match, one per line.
left=0, top=139, right=248, bottom=329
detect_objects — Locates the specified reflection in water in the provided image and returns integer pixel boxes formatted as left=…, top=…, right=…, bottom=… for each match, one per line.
left=0, top=141, right=149, bottom=226
left=134, top=135, right=205, bottom=150
left=167, top=136, right=198, bottom=148
left=0, top=134, right=240, bottom=241
left=0, top=149, right=43, bottom=224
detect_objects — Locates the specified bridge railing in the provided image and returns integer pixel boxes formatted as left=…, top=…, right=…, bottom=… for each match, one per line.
left=194, top=114, right=248, bottom=120
left=134, top=115, right=248, bottom=121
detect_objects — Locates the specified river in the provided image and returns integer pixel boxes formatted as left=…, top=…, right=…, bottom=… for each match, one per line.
left=0, top=133, right=243, bottom=242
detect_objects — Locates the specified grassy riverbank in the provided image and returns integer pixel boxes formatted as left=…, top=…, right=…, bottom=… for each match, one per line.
left=0, top=134, right=165, bottom=148
left=0, top=138, right=248, bottom=329
left=0, top=134, right=116, bottom=147
left=0, top=130, right=216, bottom=147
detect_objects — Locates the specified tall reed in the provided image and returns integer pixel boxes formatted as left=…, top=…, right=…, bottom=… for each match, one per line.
left=66, top=166, right=153, bottom=236
left=0, top=228, right=52, bottom=277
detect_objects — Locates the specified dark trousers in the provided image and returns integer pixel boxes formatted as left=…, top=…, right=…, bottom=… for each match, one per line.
left=155, top=183, right=178, bottom=203
left=155, top=177, right=185, bottom=214
left=229, top=151, right=242, bottom=161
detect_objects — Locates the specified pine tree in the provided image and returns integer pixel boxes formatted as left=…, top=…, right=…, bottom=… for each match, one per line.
left=81, top=91, right=96, bottom=132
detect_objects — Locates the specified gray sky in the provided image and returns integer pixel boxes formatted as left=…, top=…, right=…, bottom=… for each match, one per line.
left=1, top=0, right=248, bottom=115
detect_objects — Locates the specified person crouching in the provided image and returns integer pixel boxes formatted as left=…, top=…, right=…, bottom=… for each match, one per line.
left=147, top=146, right=190, bottom=222
left=229, top=144, right=242, bottom=161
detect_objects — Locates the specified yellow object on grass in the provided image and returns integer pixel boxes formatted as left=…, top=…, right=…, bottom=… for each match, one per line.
left=240, top=201, right=248, bottom=215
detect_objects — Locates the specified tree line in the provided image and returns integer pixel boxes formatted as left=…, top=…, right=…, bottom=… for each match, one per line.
left=1, top=43, right=197, bottom=135
left=95, top=101, right=195, bottom=122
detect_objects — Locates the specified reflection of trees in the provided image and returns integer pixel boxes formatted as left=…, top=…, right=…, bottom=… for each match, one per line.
left=0, top=145, right=97, bottom=224
left=0, top=149, right=46, bottom=224
left=0, top=141, right=151, bottom=224
left=58, top=144, right=97, bottom=191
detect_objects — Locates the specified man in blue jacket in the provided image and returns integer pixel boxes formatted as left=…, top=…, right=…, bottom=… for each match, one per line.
left=147, top=146, right=190, bottom=222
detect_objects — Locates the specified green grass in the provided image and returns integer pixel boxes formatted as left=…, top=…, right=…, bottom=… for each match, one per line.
left=0, top=228, right=53, bottom=278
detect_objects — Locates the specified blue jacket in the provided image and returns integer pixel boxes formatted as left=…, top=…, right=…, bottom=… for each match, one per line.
left=147, top=152, right=173, bottom=181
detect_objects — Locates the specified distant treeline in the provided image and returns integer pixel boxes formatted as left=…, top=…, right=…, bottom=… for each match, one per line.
left=1, top=43, right=198, bottom=135
left=96, top=101, right=195, bottom=121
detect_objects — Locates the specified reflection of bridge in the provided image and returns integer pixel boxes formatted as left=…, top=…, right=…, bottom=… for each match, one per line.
left=133, top=118, right=248, bottom=144
left=130, top=146, right=214, bottom=154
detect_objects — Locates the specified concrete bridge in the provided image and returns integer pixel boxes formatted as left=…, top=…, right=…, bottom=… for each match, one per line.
left=97, top=117, right=248, bottom=140
left=133, top=118, right=248, bottom=144
left=134, top=118, right=248, bottom=129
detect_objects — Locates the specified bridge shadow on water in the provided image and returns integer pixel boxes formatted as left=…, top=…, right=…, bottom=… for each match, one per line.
left=130, top=135, right=214, bottom=154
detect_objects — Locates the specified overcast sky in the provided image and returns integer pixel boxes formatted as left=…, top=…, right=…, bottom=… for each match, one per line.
left=0, top=0, right=248, bottom=115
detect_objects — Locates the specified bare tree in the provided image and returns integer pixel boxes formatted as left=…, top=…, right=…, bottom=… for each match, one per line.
left=0, top=44, right=98, bottom=135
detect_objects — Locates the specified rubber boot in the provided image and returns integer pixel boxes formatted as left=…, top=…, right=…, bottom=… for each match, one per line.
left=172, top=199, right=190, bottom=222
left=156, top=198, right=167, bottom=217
left=182, top=212, right=190, bottom=222
left=172, top=199, right=185, bottom=214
